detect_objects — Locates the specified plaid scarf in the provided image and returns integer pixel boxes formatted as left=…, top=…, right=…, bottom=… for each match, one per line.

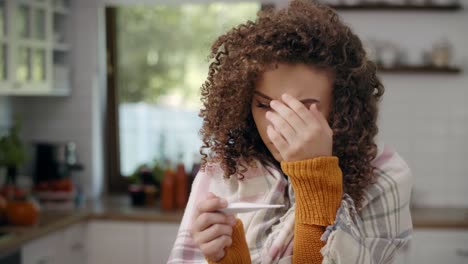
left=168, top=142, right=413, bottom=264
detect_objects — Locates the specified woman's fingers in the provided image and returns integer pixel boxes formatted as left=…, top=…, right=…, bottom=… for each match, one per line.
left=309, top=104, right=333, bottom=136
left=205, top=192, right=216, bottom=199
left=266, top=125, right=288, bottom=159
left=281, top=93, right=317, bottom=125
left=200, top=235, right=233, bottom=262
left=265, top=110, right=296, bottom=143
left=193, top=193, right=234, bottom=233
left=196, top=194, right=227, bottom=216
left=193, top=212, right=236, bottom=233
left=269, top=99, right=307, bottom=132
left=193, top=223, right=233, bottom=246
left=191, top=193, right=237, bottom=262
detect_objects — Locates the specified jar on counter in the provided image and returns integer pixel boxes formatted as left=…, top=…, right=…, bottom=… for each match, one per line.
left=431, top=38, right=452, bottom=68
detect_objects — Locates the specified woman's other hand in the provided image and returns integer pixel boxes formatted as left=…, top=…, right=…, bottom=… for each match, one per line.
left=191, top=192, right=237, bottom=262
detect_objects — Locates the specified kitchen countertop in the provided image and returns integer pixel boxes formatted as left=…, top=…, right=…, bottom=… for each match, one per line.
left=0, top=211, right=89, bottom=257
left=0, top=196, right=467, bottom=257
left=411, top=207, right=468, bottom=229
left=0, top=196, right=184, bottom=257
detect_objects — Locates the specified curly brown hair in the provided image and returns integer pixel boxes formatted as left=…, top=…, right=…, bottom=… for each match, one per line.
left=199, top=0, right=384, bottom=208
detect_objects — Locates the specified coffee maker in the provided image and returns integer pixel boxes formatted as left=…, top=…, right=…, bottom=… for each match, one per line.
left=33, top=141, right=83, bottom=184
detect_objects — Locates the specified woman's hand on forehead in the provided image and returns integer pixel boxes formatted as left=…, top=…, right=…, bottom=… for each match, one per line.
left=265, top=93, right=333, bottom=161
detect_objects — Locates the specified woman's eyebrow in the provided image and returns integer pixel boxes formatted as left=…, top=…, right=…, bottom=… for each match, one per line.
left=253, top=91, right=320, bottom=104
left=253, top=91, right=273, bottom=101
left=299, top=98, right=321, bottom=104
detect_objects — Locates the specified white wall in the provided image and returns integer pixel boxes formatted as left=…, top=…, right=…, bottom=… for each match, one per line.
left=0, top=97, right=11, bottom=128
left=339, top=8, right=468, bottom=207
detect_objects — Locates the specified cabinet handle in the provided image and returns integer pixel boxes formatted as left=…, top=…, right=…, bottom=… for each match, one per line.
left=455, top=248, right=468, bottom=258
left=71, top=242, right=84, bottom=251
left=37, top=256, right=52, bottom=264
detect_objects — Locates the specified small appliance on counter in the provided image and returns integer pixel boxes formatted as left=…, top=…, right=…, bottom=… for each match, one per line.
left=32, top=141, right=84, bottom=210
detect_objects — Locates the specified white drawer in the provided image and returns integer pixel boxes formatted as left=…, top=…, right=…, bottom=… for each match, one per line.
left=22, top=230, right=63, bottom=264
left=409, top=229, right=468, bottom=264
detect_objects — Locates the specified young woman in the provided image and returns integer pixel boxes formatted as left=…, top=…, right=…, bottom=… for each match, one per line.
left=168, top=1, right=412, bottom=263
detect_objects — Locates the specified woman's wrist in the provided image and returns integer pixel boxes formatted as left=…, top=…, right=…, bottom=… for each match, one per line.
left=281, top=156, right=343, bottom=226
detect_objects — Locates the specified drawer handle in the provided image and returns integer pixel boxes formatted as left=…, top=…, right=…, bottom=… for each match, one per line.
left=37, top=256, right=52, bottom=264
left=71, top=242, right=84, bottom=251
left=455, top=248, right=468, bottom=258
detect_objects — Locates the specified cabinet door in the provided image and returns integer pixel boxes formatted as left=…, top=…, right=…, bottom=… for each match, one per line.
left=147, top=223, right=180, bottom=264
left=0, top=0, right=71, bottom=95
left=0, top=0, right=10, bottom=86
left=22, top=230, right=63, bottom=264
left=409, top=229, right=468, bottom=264
left=87, top=221, right=146, bottom=264
left=61, top=223, right=87, bottom=264
left=13, top=0, right=51, bottom=91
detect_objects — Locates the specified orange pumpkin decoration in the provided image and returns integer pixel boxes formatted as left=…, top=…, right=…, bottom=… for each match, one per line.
left=6, top=200, right=39, bottom=226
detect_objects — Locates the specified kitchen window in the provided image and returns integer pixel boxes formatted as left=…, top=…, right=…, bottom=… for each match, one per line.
left=106, top=2, right=269, bottom=192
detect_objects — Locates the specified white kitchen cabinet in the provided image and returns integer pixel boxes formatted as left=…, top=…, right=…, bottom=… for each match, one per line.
left=21, top=223, right=87, bottom=264
left=22, top=229, right=63, bottom=264
left=61, top=222, right=87, bottom=264
left=147, top=223, right=179, bottom=264
left=408, top=229, right=468, bottom=264
left=86, top=220, right=179, bottom=264
left=0, top=0, right=72, bottom=96
left=86, top=221, right=146, bottom=264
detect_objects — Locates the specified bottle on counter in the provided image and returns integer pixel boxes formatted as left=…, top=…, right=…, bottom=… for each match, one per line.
left=161, top=161, right=175, bottom=211
left=189, top=153, right=201, bottom=197
left=175, top=153, right=188, bottom=209
left=144, top=185, right=157, bottom=207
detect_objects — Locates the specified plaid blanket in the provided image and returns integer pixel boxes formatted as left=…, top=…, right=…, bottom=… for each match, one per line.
left=167, top=142, right=413, bottom=264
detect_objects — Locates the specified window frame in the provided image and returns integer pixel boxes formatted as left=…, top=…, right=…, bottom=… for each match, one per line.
left=105, top=3, right=276, bottom=194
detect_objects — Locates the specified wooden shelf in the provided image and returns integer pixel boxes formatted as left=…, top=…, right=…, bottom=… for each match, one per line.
left=330, top=3, right=462, bottom=11
left=0, top=88, right=70, bottom=96
left=377, top=65, right=461, bottom=74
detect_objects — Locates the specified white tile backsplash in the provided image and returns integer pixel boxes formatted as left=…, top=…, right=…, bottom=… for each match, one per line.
left=0, top=97, right=11, bottom=128
left=378, top=74, right=468, bottom=207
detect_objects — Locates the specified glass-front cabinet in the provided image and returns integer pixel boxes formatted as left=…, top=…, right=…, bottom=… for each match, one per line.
left=0, top=0, right=10, bottom=88
left=0, top=0, right=71, bottom=96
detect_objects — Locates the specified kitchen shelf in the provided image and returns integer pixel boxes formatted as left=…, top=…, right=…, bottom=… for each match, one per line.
left=0, top=88, right=70, bottom=96
left=330, top=3, right=462, bottom=11
left=377, top=65, right=461, bottom=74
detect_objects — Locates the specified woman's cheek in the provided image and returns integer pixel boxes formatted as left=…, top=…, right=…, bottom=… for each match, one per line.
left=252, top=110, right=268, bottom=141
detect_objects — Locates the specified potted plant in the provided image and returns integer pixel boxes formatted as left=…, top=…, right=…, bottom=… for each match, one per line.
left=0, top=117, right=27, bottom=192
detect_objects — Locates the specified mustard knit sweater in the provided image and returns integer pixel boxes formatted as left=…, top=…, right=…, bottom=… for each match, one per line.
left=207, top=156, right=343, bottom=264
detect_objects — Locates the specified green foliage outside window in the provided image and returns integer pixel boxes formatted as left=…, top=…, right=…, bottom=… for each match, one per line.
left=117, top=3, right=260, bottom=109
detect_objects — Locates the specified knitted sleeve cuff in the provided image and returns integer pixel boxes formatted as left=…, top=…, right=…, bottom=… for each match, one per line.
left=281, top=156, right=343, bottom=226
